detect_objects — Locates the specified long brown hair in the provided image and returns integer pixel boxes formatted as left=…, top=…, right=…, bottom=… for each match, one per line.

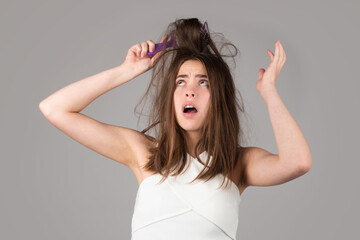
left=135, top=18, right=248, bottom=190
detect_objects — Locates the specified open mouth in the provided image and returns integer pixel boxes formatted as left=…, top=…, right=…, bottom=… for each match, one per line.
left=183, top=106, right=198, bottom=113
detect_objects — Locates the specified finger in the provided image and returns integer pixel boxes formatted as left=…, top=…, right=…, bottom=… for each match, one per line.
left=278, top=41, right=284, bottom=64
left=279, top=41, right=286, bottom=65
left=146, top=40, right=155, bottom=53
left=160, top=34, right=168, bottom=43
left=130, top=43, right=142, bottom=56
left=267, top=49, right=274, bottom=62
left=141, top=42, right=148, bottom=57
left=151, top=49, right=164, bottom=64
left=282, top=49, right=287, bottom=66
left=258, top=68, right=265, bottom=80
left=151, top=40, right=169, bottom=63
left=153, top=34, right=169, bottom=58
left=274, top=40, right=280, bottom=63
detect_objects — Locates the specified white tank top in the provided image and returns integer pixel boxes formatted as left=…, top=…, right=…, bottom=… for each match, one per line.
left=131, top=151, right=241, bottom=240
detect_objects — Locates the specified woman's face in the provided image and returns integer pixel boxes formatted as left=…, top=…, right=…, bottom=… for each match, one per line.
left=173, top=59, right=210, bottom=133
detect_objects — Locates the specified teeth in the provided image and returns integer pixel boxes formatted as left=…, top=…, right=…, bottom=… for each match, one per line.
left=183, top=105, right=197, bottom=113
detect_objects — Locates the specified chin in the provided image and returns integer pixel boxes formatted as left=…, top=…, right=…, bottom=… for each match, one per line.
left=175, top=113, right=205, bottom=132
left=182, top=126, right=200, bottom=132
left=178, top=121, right=202, bottom=131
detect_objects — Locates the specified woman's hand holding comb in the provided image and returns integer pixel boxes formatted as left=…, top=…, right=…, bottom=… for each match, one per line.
left=123, top=35, right=167, bottom=77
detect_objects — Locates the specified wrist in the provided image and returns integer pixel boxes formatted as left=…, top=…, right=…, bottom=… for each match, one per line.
left=259, top=85, right=278, bottom=102
left=111, top=63, right=140, bottom=83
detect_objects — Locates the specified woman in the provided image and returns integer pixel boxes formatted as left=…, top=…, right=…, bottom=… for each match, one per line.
left=39, top=18, right=312, bottom=240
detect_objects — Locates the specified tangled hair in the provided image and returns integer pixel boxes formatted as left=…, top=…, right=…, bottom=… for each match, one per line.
left=134, top=18, right=248, bottom=190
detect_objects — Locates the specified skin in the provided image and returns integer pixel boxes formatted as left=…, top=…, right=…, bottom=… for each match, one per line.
left=256, top=40, right=287, bottom=95
left=40, top=33, right=311, bottom=194
left=173, top=59, right=210, bottom=157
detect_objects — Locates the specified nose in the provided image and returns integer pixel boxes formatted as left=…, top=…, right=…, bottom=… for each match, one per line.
left=186, top=91, right=195, bottom=97
left=185, top=84, right=196, bottom=97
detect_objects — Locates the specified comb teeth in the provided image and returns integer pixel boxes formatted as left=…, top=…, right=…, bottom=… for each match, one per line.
left=200, top=21, right=209, bottom=43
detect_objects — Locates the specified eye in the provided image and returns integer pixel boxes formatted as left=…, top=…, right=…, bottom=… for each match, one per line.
left=200, top=80, right=209, bottom=86
left=176, top=80, right=184, bottom=86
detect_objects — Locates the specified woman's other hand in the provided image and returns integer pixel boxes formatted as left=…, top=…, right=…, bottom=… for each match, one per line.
left=256, top=40, right=286, bottom=95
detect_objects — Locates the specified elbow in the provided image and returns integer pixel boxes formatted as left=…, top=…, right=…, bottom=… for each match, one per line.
left=39, top=101, right=55, bottom=117
left=39, top=101, right=49, bottom=116
left=297, top=157, right=312, bottom=174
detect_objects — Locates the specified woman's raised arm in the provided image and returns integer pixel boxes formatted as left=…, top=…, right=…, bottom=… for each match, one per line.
left=39, top=37, right=166, bottom=170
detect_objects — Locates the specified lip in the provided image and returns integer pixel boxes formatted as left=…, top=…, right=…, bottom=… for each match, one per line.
left=181, top=101, right=199, bottom=118
left=183, top=111, right=198, bottom=118
left=182, top=101, right=199, bottom=112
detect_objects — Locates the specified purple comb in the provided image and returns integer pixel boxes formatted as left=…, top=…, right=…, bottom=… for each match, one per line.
left=146, top=30, right=178, bottom=56
left=199, top=21, right=209, bottom=42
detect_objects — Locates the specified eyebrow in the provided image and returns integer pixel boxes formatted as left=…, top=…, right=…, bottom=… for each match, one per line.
left=176, top=74, right=208, bottom=79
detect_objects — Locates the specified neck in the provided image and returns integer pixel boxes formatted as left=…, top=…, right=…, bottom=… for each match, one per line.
left=185, top=131, right=202, bottom=157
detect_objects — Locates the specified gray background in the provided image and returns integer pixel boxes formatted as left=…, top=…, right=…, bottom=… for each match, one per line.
left=1, top=0, right=359, bottom=239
